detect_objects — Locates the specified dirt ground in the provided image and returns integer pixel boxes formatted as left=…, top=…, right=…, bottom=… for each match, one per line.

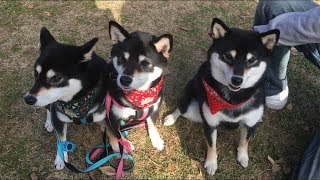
left=1, top=1, right=320, bottom=179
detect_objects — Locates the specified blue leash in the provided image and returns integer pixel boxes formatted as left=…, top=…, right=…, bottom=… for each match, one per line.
left=55, top=130, right=75, bottom=161
left=54, top=120, right=133, bottom=173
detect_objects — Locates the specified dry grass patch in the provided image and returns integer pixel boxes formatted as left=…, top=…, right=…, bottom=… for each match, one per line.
left=1, top=1, right=320, bottom=179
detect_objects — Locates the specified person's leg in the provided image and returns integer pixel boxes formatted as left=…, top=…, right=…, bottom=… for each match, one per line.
left=295, top=44, right=320, bottom=69
left=254, top=0, right=319, bottom=110
left=292, top=132, right=320, bottom=179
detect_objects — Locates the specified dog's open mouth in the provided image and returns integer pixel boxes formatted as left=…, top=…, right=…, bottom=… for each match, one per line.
left=228, top=84, right=241, bottom=91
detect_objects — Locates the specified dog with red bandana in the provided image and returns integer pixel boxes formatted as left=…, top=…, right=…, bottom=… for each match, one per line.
left=164, top=18, right=279, bottom=175
left=105, top=21, right=173, bottom=153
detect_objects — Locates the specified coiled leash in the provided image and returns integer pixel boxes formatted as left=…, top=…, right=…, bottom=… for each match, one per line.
left=51, top=99, right=134, bottom=179
left=54, top=127, right=134, bottom=176
left=105, top=92, right=138, bottom=179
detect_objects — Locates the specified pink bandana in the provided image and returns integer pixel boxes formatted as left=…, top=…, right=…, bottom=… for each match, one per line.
left=202, top=79, right=245, bottom=114
left=124, top=77, right=163, bottom=108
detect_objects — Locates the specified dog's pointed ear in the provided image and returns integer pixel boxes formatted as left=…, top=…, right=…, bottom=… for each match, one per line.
left=260, top=29, right=280, bottom=50
left=81, top=38, right=99, bottom=61
left=210, top=18, right=229, bottom=39
left=153, top=34, right=173, bottom=59
left=109, top=21, right=129, bottom=45
left=40, top=27, right=56, bottom=50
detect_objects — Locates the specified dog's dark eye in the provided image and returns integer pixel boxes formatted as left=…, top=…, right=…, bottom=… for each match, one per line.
left=222, top=52, right=233, bottom=65
left=117, top=56, right=126, bottom=64
left=247, top=58, right=257, bottom=66
left=224, top=52, right=233, bottom=60
left=49, top=75, right=63, bottom=84
left=140, top=60, right=150, bottom=67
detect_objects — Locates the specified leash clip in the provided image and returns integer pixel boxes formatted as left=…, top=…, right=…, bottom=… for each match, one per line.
left=57, top=140, right=76, bottom=155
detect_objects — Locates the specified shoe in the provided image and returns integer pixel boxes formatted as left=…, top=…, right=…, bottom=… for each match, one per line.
left=265, top=86, right=289, bottom=110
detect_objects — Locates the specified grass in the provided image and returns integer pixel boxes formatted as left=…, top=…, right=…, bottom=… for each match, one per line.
left=1, top=1, right=320, bottom=179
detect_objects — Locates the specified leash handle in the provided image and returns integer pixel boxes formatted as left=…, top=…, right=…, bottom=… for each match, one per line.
left=65, top=151, right=134, bottom=173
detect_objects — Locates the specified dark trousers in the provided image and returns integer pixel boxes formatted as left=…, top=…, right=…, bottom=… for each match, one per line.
left=254, top=1, right=320, bottom=179
left=254, top=0, right=320, bottom=96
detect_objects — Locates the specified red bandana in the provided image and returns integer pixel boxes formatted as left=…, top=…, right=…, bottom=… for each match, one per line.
left=202, top=79, right=245, bottom=114
left=124, top=77, right=163, bottom=108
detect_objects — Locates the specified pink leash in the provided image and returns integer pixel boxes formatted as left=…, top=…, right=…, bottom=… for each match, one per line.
left=105, top=92, right=125, bottom=179
left=105, top=92, right=149, bottom=179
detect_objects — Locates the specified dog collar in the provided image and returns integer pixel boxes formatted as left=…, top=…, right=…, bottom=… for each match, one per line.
left=57, top=89, right=97, bottom=123
left=202, top=79, right=245, bottom=114
left=124, top=76, right=163, bottom=109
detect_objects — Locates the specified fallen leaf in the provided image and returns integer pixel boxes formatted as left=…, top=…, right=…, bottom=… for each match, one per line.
left=275, top=158, right=285, bottom=164
left=20, top=62, right=30, bottom=68
left=27, top=3, right=34, bottom=9
left=32, top=166, right=38, bottom=172
left=99, top=165, right=116, bottom=176
left=180, top=27, right=191, bottom=31
left=272, top=164, right=281, bottom=173
left=287, top=103, right=293, bottom=111
left=267, top=155, right=275, bottom=165
left=258, top=173, right=270, bottom=180
left=44, top=11, right=51, bottom=16
left=283, top=165, right=291, bottom=175
left=167, top=163, right=175, bottom=172
left=122, top=171, right=133, bottom=178
left=30, top=172, right=38, bottom=180
left=191, top=159, right=202, bottom=169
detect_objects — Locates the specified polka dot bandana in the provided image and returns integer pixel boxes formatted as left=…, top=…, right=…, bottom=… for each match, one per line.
left=202, top=79, right=245, bottom=115
left=124, top=77, right=163, bottom=109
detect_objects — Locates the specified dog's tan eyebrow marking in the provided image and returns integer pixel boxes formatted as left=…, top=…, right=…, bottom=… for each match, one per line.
left=37, top=87, right=48, bottom=95
left=36, top=65, right=42, bottom=74
left=124, top=52, right=130, bottom=60
left=246, top=53, right=253, bottom=60
left=230, top=50, right=236, bottom=59
left=139, top=55, right=146, bottom=62
left=46, top=69, right=56, bottom=78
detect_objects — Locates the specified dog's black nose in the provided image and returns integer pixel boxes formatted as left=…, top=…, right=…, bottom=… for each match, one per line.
left=120, top=75, right=132, bottom=87
left=24, top=95, right=37, bottom=105
left=231, top=76, right=243, bottom=86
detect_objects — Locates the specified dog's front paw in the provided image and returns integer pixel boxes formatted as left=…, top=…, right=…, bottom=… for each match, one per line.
left=204, top=158, right=218, bottom=175
left=45, top=118, right=53, bottom=132
left=54, top=155, right=65, bottom=170
left=151, top=135, right=164, bottom=151
left=54, top=152, right=68, bottom=170
left=237, top=149, right=249, bottom=168
left=149, top=129, right=164, bottom=151
left=44, top=120, right=53, bottom=132
left=163, top=114, right=177, bottom=126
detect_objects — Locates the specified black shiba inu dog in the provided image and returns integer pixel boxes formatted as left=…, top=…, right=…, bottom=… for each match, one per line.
left=164, top=18, right=279, bottom=175
left=24, top=28, right=109, bottom=170
left=105, top=21, right=173, bottom=152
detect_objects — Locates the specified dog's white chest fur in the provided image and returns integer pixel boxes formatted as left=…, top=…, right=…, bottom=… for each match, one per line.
left=202, top=103, right=263, bottom=127
left=112, top=97, right=161, bottom=119
left=112, top=105, right=136, bottom=119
